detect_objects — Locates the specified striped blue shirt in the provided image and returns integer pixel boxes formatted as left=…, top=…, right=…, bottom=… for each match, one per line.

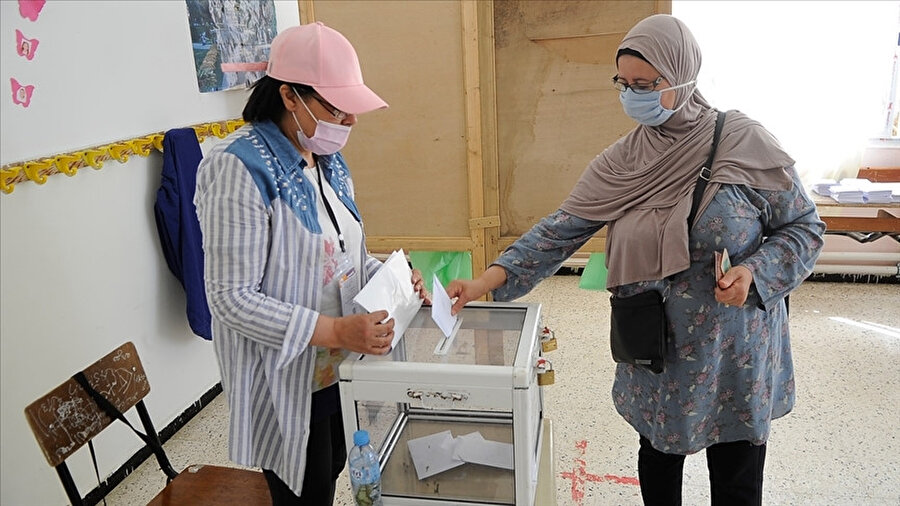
left=194, top=120, right=382, bottom=494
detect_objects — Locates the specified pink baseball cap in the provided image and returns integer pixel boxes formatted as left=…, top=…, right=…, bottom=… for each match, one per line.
left=266, top=22, right=388, bottom=115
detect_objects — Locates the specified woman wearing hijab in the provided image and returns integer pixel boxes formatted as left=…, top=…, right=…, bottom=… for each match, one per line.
left=195, top=23, right=427, bottom=505
left=447, top=14, right=824, bottom=505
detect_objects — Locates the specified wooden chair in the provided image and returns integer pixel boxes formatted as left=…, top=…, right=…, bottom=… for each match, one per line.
left=24, top=341, right=270, bottom=505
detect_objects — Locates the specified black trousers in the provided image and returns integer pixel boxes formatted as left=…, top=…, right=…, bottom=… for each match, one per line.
left=263, top=386, right=347, bottom=506
left=638, top=436, right=766, bottom=506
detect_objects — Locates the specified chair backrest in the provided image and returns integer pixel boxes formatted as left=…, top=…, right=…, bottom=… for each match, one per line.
left=25, top=341, right=150, bottom=468
left=24, top=341, right=175, bottom=505
left=857, top=167, right=900, bottom=182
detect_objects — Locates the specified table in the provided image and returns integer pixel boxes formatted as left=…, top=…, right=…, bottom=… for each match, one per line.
left=811, top=194, right=900, bottom=242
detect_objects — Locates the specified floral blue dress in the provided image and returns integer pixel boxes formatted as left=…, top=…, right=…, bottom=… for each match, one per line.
left=492, top=168, right=825, bottom=454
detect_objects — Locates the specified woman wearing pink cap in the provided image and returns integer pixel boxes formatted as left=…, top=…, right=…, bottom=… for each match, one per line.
left=194, top=22, right=427, bottom=505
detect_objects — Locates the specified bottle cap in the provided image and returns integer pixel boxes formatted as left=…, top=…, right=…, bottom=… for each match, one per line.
left=353, top=429, right=370, bottom=446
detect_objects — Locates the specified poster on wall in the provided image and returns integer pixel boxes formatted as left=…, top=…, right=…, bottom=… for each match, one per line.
left=186, top=0, right=276, bottom=93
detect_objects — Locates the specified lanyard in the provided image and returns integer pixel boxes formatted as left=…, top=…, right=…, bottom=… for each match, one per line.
left=316, top=164, right=346, bottom=253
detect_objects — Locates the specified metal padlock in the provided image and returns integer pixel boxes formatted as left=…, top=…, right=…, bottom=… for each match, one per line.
left=536, top=357, right=555, bottom=386
left=540, top=326, right=558, bottom=353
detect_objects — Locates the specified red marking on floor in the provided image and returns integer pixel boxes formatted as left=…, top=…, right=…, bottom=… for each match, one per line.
left=558, top=440, right=640, bottom=505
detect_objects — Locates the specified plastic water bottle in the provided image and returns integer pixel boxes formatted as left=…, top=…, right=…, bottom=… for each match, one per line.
left=348, top=430, right=383, bottom=506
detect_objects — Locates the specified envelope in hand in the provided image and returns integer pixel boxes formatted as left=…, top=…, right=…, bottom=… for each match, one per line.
left=353, top=249, right=423, bottom=350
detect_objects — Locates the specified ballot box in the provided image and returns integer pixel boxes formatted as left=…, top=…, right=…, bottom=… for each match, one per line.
left=339, top=302, right=549, bottom=506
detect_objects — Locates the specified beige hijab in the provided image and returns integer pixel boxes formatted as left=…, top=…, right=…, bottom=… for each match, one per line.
left=560, top=14, right=794, bottom=288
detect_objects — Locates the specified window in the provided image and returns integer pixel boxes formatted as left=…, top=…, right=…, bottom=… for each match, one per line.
left=674, top=1, right=900, bottom=180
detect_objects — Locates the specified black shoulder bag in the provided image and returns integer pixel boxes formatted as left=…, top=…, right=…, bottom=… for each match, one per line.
left=609, top=111, right=727, bottom=374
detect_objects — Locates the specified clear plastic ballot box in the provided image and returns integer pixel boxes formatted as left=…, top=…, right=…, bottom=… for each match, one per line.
left=339, top=302, right=549, bottom=506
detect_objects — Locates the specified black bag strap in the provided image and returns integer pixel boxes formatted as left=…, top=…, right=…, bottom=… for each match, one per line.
left=73, top=371, right=176, bottom=495
left=687, top=110, right=727, bottom=228
left=74, top=371, right=169, bottom=502
left=73, top=371, right=156, bottom=448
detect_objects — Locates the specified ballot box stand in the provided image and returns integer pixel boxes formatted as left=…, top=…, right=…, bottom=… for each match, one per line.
left=339, top=302, right=546, bottom=506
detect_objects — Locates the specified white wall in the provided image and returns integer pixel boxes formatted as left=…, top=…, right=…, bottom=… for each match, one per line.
left=1, top=151, right=224, bottom=506
left=674, top=1, right=900, bottom=181
left=0, top=2, right=299, bottom=504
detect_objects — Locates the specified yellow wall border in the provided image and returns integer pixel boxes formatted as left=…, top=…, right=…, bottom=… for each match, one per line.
left=0, top=119, right=246, bottom=194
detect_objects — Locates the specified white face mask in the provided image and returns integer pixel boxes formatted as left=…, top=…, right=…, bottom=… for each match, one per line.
left=291, top=88, right=351, bottom=155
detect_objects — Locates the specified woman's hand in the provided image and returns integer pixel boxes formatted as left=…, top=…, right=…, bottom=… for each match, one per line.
left=445, top=265, right=508, bottom=315
left=446, top=279, right=490, bottom=316
left=715, top=265, right=753, bottom=307
left=410, top=268, right=431, bottom=304
left=332, top=310, right=395, bottom=355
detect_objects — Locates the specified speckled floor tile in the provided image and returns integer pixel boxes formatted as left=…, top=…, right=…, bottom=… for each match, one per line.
left=106, top=276, right=899, bottom=506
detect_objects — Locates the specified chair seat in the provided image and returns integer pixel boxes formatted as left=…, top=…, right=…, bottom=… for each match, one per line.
left=147, top=464, right=269, bottom=505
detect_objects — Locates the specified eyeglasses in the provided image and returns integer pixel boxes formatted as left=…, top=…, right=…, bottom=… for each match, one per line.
left=311, top=95, right=348, bottom=121
left=612, top=75, right=664, bottom=94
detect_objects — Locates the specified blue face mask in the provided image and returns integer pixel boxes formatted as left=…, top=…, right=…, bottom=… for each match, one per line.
left=619, top=80, right=696, bottom=126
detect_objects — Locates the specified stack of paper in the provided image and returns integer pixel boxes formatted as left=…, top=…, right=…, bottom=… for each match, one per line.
left=811, top=179, right=837, bottom=196
left=823, top=178, right=899, bottom=204
left=860, top=182, right=897, bottom=203
left=829, top=184, right=866, bottom=203
left=878, top=182, right=900, bottom=203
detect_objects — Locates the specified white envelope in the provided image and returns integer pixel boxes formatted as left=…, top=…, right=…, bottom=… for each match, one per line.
left=453, top=432, right=514, bottom=470
left=353, top=249, right=423, bottom=349
left=407, top=430, right=465, bottom=480
left=430, top=274, right=459, bottom=338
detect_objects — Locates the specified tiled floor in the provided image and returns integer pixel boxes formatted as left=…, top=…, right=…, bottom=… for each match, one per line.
left=107, top=276, right=899, bottom=505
